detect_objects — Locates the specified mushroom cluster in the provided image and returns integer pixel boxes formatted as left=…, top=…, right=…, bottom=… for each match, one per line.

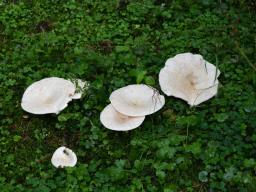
left=100, top=84, right=165, bottom=131
left=159, top=53, right=220, bottom=106
left=21, top=77, right=87, bottom=114
left=20, top=52, right=220, bottom=168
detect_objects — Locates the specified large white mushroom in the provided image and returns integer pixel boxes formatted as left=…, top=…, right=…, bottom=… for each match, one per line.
left=109, top=84, right=165, bottom=117
left=51, top=146, right=77, bottom=168
left=100, top=104, right=145, bottom=131
left=159, top=53, right=220, bottom=106
left=21, top=77, right=85, bottom=114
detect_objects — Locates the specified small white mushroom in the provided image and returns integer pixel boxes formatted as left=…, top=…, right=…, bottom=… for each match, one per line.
left=51, top=146, right=77, bottom=168
left=159, top=53, right=220, bottom=106
left=100, top=104, right=145, bottom=131
left=109, top=84, right=165, bottom=117
left=21, top=77, right=84, bottom=114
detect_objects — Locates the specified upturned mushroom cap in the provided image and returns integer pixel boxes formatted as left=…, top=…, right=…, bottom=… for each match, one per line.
left=100, top=104, right=145, bottom=131
left=21, top=77, right=80, bottom=114
left=109, top=84, right=165, bottom=116
left=159, top=53, right=220, bottom=106
left=51, top=146, right=77, bottom=168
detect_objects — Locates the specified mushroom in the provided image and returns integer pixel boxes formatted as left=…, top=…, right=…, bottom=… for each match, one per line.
left=109, top=84, right=165, bottom=116
left=51, top=146, right=77, bottom=168
left=100, top=104, right=145, bottom=131
left=21, top=77, right=84, bottom=114
left=159, top=53, right=220, bottom=106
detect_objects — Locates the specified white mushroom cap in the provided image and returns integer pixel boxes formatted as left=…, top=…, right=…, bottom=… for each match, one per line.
left=51, top=146, right=77, bottom=168
left=100, top=104, right=145, bottom=131
left=159, top=53, right=220, bottom=106
left=21, top=77, right=81, bottom=114
left=109, top=84, right=165, bottom=116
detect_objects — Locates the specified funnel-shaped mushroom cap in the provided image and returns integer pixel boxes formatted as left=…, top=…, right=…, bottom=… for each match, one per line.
left=51, top=146, right=77, bottom=168
left=109, top=84, right=165, bottom=116
left=100, top=104, right=145, bottom=131
left=21, top=77, right=80, bottom=114
left=159, top=53, right=220, bottom=106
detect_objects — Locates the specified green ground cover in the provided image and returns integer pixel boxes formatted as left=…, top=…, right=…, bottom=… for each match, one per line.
left=0, top=0, right=256, bottom=191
